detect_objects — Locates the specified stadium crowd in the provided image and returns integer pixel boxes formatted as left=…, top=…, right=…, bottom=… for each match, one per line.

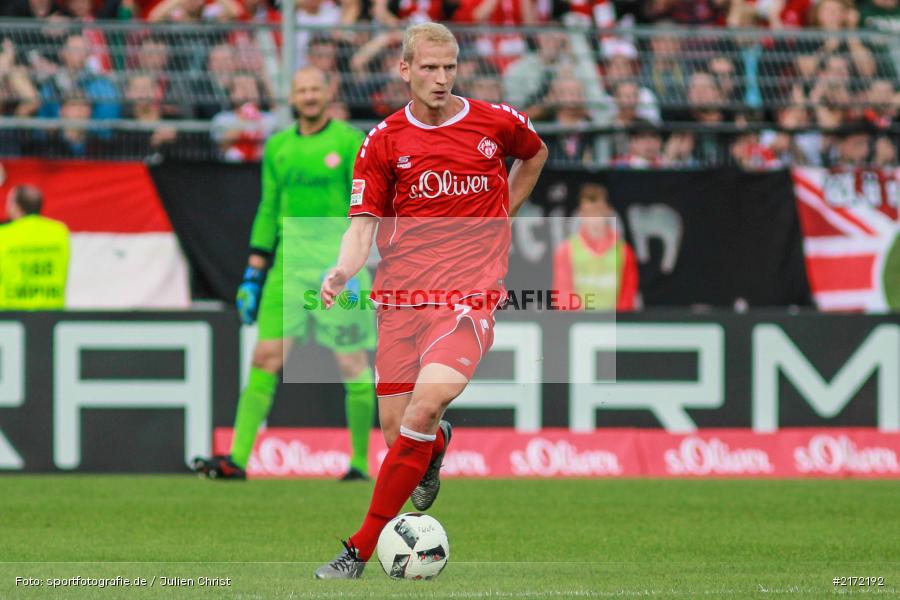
left=0, top=0, right=898, bottom=166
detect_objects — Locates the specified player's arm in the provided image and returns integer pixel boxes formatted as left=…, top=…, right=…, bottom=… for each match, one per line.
left=321, top=123, right=393, bottom=308
left=493, top=103, right=549, bottom=216
left=237, top=138, right=280, bottom=324
left=321, top=216, right=377, bottom=308
left=508, top=141, right=548, bottom=216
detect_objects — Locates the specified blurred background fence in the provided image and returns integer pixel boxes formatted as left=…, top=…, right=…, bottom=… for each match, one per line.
left=0, top=19, right=897, bottom=166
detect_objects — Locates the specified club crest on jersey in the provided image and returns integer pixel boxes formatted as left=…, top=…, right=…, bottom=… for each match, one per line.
left=324, top=151, right=342, bottom=169
left=477, top=137, right=498, bottom=159
left=397, top=156, right=412, bottom=169
left=350, top=179, right=365, bottom=206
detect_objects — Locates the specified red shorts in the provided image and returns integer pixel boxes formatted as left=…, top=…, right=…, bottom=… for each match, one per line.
left=374, top=302, right=496, bottom=397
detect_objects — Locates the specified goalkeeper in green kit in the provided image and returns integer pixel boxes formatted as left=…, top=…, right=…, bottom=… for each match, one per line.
left=192, top=67, right=376, bottom=481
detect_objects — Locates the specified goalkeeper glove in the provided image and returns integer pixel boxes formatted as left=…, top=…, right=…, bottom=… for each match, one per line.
left=236, top=266, right=266, bottom=325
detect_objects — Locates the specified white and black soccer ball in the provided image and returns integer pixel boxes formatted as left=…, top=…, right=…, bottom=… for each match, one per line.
left=376, top=513, right=450, bottom=580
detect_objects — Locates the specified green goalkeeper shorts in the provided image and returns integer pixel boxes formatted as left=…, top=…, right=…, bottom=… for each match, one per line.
left=256, top=260, right=376, bottom=353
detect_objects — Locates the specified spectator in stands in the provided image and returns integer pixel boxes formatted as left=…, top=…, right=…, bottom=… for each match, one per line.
left=37, top=33, right=120, bottom=121
left=643, top=0, right=728, bottom=25
left=211, top=74, right=276, bottom=162
left=612, top=119, right=667, bottom=168
left=708, top=56, right=741, bottom=106
left=552, top=183, right=638, bottom=311
left=858, top=0, right=900, bottom=32
left=117, top=74, right=180, bottom=159
left=295, top=0, right=343, bottom=67
left=545, top=74, right=595, bottom=165
left=307, top=35, right=343, bottom=103
left=799, top=0, right=878, bottom=82
left=348, top=30, right=409, bottom=118
left=467, top=71, right=504, bottom=103
left=873, top=136, right=898, bottom=166
left=640, top=22, right=688, bottom=119
left=807, top=56, right=854, bottom=130
left=26, top=90, right=109, bottom=158
left=1, top=0, right=61, bottom=17
left=726, top=0, right=811, bottom=28
left=372, top=0, right=446, bottom=25
left=603, top=40, right=661, bottom=124
left=762, top=105, right=822, bottom=165
left=127, top=35, right=194, bottom=118
left=504, top=28, right=581, bottom=121
left=193, top=43, right=236, bottom=119
left=0, top=40, right=39, bottom=117
left=148, top=0, right=242, bottom=21
left=863, top=79, right=898, bottom=128
left=829, top=125, right=873, bottom=167
left=684, top=71, right=727, bottom=124
left=730, top=130, right=781, bottom=170
left=451, top=0, right=535, bottom=71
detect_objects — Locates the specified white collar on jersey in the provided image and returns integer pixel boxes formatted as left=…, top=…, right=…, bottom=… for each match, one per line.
left=404, top=96, right=470, bottom=130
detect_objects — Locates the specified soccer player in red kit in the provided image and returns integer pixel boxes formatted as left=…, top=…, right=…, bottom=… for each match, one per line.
left=315, top=22, right=547, bottom=579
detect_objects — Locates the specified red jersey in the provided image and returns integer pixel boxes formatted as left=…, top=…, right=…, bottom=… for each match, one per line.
left=349, top=96, right=543, bottom=307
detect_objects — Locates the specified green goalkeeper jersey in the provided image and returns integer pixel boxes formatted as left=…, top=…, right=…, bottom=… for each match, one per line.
left=250, top=120, right=364, bottom=269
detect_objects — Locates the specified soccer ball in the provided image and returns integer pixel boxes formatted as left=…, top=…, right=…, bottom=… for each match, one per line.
left=376, top=513, right=450, bottom=580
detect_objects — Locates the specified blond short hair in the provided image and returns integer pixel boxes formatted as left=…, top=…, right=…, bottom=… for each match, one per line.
left=402, top=22, right=459, bottom=64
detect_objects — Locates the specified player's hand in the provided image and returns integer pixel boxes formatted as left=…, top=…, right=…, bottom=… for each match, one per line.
left=320, top=267, right=348, bottom=310
left=235, top=266, right=266, bottom=325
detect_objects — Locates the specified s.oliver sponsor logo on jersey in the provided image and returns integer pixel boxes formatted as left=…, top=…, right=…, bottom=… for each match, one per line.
left=510, top=438, right=623, bottom=476
left=794, top=434, right=900, bottom=475
left=664, top=437, right=774, bottom=476
left=409, top=170, right=490, bottom=200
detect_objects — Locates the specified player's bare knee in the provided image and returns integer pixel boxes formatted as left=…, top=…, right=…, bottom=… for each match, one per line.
left=335, top=351, right=367, bottom=380
left=252, top=344, right=284, bottom=373
left=382, top=426, right=399, bottom=448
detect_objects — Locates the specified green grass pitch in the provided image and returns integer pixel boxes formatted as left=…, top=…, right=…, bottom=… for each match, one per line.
left=1, top=476, right=898, bottom=599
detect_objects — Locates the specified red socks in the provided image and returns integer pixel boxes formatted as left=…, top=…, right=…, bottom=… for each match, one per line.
left=349, top=431, right=434, bottom=560
left=432, top=426, right=446, bottom=458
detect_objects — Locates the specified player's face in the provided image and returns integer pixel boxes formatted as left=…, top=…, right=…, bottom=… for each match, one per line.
left=400, top=41, right=458, bottom=111
left=291, top=70, right=330, bottom=121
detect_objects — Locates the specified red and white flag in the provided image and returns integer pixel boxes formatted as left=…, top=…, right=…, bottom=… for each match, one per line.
left=0, top=158, right=190, bottom=309
left=792, top=166, right=900, bottom=312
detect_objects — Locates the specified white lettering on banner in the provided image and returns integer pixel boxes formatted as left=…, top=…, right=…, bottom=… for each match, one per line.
left=570, top=324, right=724, bottom=433
left=664, top=437, right=773, bottom=475
left=510, top=438, right=622, bottom=476
left=252, top=439, right=348, bottom=476
left=53, top=323, right=211, bottom=469
left=0, top=323, right=25, bottom=469
left=409, top=170, right=490, bottom=200
left=440, top=451, right=490, bottom=476
left=794, top=434, right=900, bottom=474
left=752, top=324, right=900, bottom=433
left=455, top=323, right=542, bottom=431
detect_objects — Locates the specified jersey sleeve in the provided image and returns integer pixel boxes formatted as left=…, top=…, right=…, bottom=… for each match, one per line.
left=249, top=136, right=281, bottom=254
left=349, top=124, right=395, bottom=219
left=489, top=103, right=543, bottom=160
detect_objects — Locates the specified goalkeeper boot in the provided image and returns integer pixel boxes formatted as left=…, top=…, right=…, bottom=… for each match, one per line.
left=191, top=455, right=246, bottom=480
left=338, top=467, right=370, bottom=482
left=314, top=541, right=365, bottom=579
left=410, top=420, right=452, bottom=511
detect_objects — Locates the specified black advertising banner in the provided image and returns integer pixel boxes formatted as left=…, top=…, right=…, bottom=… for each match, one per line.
left=529, top=168, right=813, bottom=308
left=151, top=164, right=811, bottom=308
left=1, top=311, right=899, bottom=472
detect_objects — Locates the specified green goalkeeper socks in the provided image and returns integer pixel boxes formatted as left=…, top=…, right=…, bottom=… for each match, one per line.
left=344, top=367, right=375, bottom=475
left=230, top=367, right=278, bottom=469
